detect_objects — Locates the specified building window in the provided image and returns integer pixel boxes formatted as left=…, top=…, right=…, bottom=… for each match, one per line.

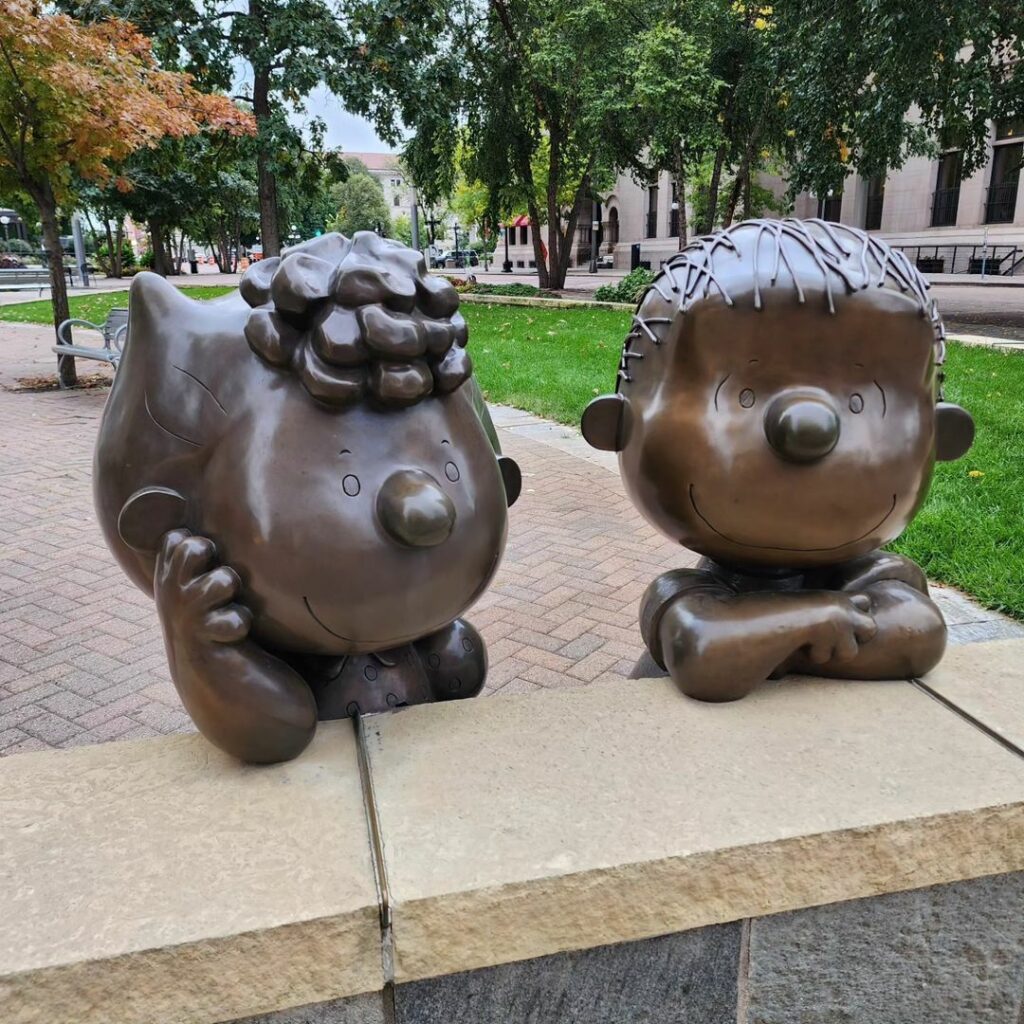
left=986, top=125, right=1022, bottom=224
left=608, top=207, right=619, bottom=246
left=817, top=191, right=842, bottom=222
left=393, top=194, right=400, bottom=206
left=646, top=183, right=659, bottom=238
left=996, top=119, right=1024, bottom=141
left=864, top=175, right=884, bottom=230
left=931, top=151, right=962, bottom=227
left=519, top=225, right=528, bottom=245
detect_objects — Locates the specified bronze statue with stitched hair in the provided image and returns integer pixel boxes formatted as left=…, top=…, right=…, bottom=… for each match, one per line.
left=94, top=232, right=521, bottom=763
left=582, top=219, right=974, bottom=701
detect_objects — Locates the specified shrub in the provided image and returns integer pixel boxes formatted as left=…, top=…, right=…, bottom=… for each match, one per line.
left=138, top=249, right=154, bottom=269
left=593, top=267, right=655, bottom=304
left=95, top=239, right=136, bottom=274
left=472, top=282, right=539, bottom=297
left=0, top=238, right=33, bottom=255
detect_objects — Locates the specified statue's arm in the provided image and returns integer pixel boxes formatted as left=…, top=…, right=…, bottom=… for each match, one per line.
left=154, top=530, right=317, bottom=763
left=790, top=550, right=947, bottom=679
left=643, top=571, right=877, bottom=701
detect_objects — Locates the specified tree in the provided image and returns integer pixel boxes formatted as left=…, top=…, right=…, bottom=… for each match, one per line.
left=0, top=2, right=252, bottom=385
left=329, top=171, right=391, bottom=237
left=773, top=0, right=1024, bottom=197
left=393, top=0, right=652, bottom=290
left=621, top=10, right=723, bottom=245
left=392, top=213, right=414, bottom=247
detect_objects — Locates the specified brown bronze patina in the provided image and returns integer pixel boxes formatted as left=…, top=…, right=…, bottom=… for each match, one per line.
left=582, top=219, right=974, bottom=701
left=95, top=232, right=520, bottom=763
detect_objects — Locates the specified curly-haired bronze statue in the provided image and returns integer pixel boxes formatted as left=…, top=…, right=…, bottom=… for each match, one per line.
left=582, top=219, right=974, bottom=702
left=94, top=232, right=520, bottom=763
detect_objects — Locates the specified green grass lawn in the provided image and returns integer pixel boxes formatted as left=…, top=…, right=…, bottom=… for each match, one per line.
left=2, top=291, right=1020, bottom=617
left=0, top=286, right=234, bottom=326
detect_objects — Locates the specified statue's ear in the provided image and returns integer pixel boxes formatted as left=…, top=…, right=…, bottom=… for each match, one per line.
left=118, top=486, right=188, bottom=552
left=498, top=455, right=522, bottom=507
left=936, top=402, right=974, bottom=461
left=581, top=394, right=626, bottom=452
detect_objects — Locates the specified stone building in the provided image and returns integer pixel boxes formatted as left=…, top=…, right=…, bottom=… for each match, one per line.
left=344, top=152, right=415, bottom=224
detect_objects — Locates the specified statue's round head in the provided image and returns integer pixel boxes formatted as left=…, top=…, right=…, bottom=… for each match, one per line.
left=582, top=219, right=974, bottom=570
left=206, top=231, right=521, bottom=655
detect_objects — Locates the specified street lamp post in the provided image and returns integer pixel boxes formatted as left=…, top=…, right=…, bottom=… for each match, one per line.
left=502, top=222, right=511, bottom=273
left=0, top=215, right=9, bottom=244
left=452, top=222, right=460, bottom=266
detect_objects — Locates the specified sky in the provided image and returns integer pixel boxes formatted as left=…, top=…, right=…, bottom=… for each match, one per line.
left=301, top=86, right=402, bottom=156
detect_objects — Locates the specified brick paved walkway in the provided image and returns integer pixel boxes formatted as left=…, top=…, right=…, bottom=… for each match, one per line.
left=1, top=323, right=1020, bottom=756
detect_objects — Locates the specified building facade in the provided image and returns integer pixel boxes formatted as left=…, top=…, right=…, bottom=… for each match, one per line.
left=511, top=118, right=1023, bottom=277
left=344, top=152, right=415, bottom=224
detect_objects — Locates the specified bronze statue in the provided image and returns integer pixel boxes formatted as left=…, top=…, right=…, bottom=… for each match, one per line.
left=94, top=232, right=520, bottom=763
left=582, top=219, right=974, bottom=701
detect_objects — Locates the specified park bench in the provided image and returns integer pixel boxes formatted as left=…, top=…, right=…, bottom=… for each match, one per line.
left=0, top=268, right=51, bottom=295
left=51, top=307, right=128, bottom=367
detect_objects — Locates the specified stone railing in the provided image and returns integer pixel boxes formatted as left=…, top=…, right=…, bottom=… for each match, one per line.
left=2, top=638, right=1023, bottom=1023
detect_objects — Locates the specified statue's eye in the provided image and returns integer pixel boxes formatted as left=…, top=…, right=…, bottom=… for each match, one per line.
left=849, top=393, right=864, bottom=414
left=342, top=474, right=361, bottom=497
left=444, top=461, right=460, bottom=482
left=738, top=388, right=755, bottom=409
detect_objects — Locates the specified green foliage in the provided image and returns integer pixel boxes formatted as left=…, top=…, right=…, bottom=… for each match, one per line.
left=329, top=172, right=392, bottom=237
left=138, top=249, right=154, bottom=269
left=392, top=213, right=414, bottom=247
left=95, top=239, right=135, bottom=273
left=0, top=238, right=33, bottom=255
left=469, top=283, right=540, bottom=296
left=770, top=1, right=1024, bottom=195
left=593, top=268, right=655, bottom=304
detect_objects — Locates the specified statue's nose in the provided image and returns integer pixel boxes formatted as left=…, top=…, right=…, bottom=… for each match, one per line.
left=764, top=392, right=840, bottom=463
left=377, top=470, right=455, bottom=547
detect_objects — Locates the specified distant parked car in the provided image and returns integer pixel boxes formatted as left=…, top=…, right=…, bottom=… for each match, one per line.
left=597, top=253, right=614, bottom=269
left=432, top=249, right=479, bottom=268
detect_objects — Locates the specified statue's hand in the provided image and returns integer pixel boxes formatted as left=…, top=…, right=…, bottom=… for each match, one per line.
left=804, top=593, right=878, bottom=665
left=153, top=529, right=316, bottom=764
left=155, top=529, right=252, bottom=645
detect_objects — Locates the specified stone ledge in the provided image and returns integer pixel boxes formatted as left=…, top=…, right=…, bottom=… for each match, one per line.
left=364, top=671, right=1024, bottom=982
left=3, top=645, right=1024, bottom=1021
left=0, top=723, right=382, bottom=1024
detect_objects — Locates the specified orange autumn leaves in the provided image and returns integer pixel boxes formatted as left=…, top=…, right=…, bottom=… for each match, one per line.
left=0, top=0, right=254, bottom=200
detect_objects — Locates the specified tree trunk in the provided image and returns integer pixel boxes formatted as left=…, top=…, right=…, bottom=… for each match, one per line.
left=545, top=138, right=563, bottom=290
left=555, top=177, right=589, bottom=288
left=113, top=220, right=124, bottom=277
left=702, top=143, right=728, bottom=235
left=37, top=186, right=76, bottom=387
left=148, top=218, right=173, bottom=276
left=102, top=215, right=117, bottom=278
left=253, top=67, right=281, bottom=258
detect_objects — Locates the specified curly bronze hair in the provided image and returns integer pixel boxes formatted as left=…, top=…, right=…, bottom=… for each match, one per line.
left=240, top=231, right=471, bottom=408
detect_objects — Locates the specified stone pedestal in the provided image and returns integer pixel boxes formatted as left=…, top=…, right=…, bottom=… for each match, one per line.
left=2, top=640, right=1023, bottom=1024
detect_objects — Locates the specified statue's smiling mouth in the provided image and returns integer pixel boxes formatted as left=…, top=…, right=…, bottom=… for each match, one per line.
left=303, top=597, right=362, bottom=644
left=688, top=484, right=897, bottom=552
